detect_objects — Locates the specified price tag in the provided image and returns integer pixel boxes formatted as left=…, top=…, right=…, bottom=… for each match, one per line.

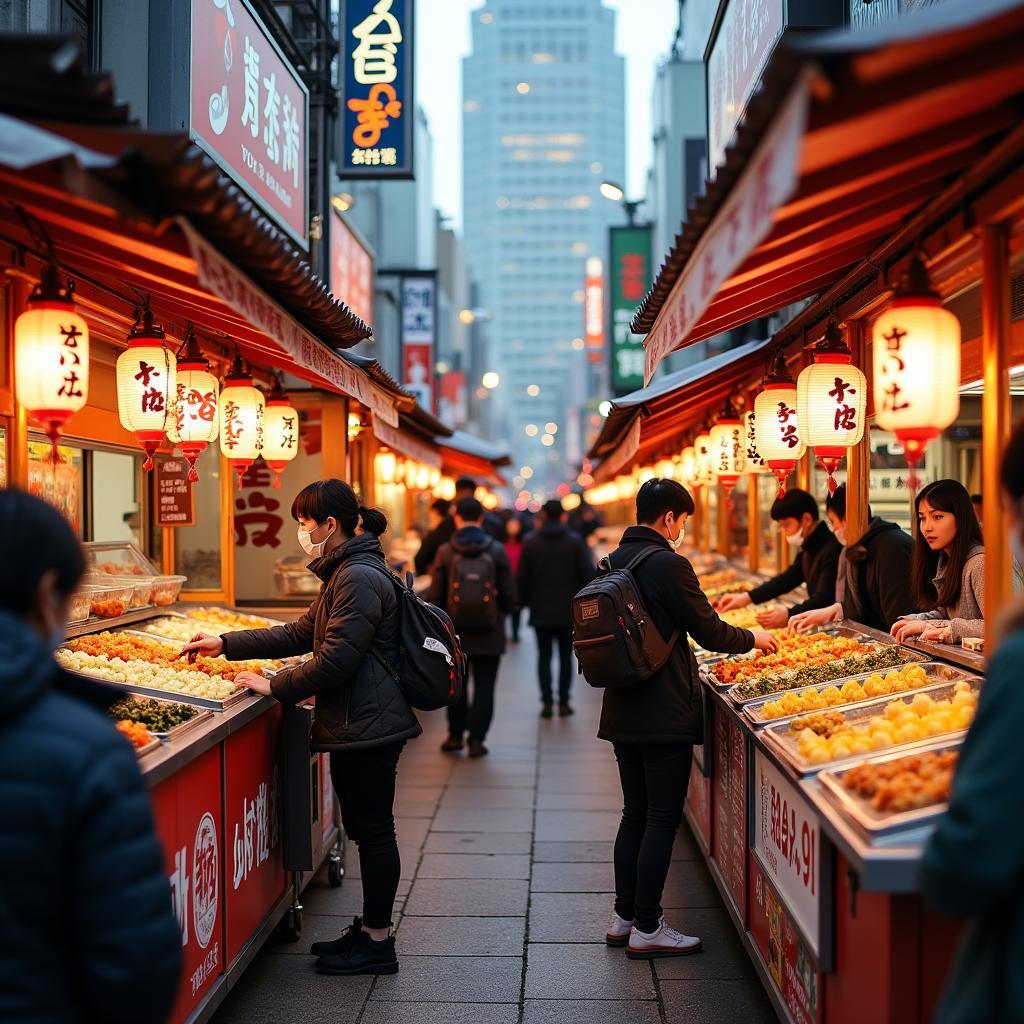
left=156, top=458, right=195, bottom=527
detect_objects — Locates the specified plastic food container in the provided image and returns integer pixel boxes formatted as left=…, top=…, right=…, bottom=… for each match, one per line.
left=84, top=582, right=134, bottom=619
left=84, top=542, right=161, bottom=577
left=85, top=572, right=154, bottom=610
left=68, top=589, right=91, bottom=625
left=151, top=575, right=187, bottom=606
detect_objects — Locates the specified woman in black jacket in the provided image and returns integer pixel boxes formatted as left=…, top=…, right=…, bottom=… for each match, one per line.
left=183, top=479, right=421, bottom=978
left=0, top=491, right=181, bottom=1024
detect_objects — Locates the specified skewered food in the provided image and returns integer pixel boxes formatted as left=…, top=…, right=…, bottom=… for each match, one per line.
left=842, top=750, right=959, bottom=813
left=109, top=696, right=198, bottom=731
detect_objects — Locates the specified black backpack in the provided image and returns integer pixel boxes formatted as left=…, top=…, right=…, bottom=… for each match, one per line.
left=571, top=547, right=678, bottom=689
left=448, top=542, right=499, bottom=631
left=371, top=569, right=468, bottom=711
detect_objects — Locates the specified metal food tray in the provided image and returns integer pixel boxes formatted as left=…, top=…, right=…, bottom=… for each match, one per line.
left=759, top=674, right=982, bottom=776
left=102, top=679, right=251, bottom=711
left=816, top=738, right=964, bottom=839
left=741, top=662, right=977, bottom=728
left=154, top=707, right=215, bottom=742
left=697, top=625, right=847, bottom=684
left=134, top=737, right=162, bottom=758
left=118, top=630, right=285, bottom=677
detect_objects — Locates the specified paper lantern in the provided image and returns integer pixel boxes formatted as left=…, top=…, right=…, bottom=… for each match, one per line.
left=347, top=413, right=363, bottom=441
left=435, top=475, right=456, bottom=501
left=744, top=410, right=768, bottom=474
left=376, top=450, right=397, bottom=484
left=797, top=322, right=866, bottom=495
left=429, top=467, right=442, bottom=490
left=219, top=354, right=265, bottom=486
left=710, top=403, right=747, bottom=509
left=655, top=458, right=675, bottom=479
left=166, top=325, right=218, bottom=483
left=117, top=306, right=177, bottom=471
left=680, top=446, right=697, bottom=487
left=753, top=351, right=805, bottom=496
left=872, top=254, right=961, bottom=490
left=694, top=431, right=713, bottom=487
left=14, top=262, right=89, bottom=457
left=262, top=378, right=300, bottom=489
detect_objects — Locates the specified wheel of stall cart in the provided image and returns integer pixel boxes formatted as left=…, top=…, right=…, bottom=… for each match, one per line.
left=280, top=906, right=302, bottom=943
left=328, top=857, right=344, bottom=888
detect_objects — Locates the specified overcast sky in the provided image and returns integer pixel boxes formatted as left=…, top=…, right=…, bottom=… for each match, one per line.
left=415, top=0, right=682, bottom=228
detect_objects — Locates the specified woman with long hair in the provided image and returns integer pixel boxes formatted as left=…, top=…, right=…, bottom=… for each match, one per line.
left=182, top=479, right=421, bottom=977
left=891, top=479, right=985, bottom=645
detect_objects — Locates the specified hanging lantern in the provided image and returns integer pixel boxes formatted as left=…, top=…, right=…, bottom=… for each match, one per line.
left=116, top=304, right=177, bottom=471
left=14, top=261, right=90, bottom=458
left=435, top=475, right=456, bottom=501
left=710, top=399, right=747, bottom=510
left=797, top=321, right=866, bottom=495
left=754, top=351, right=805, bottom=497
left=656, top=458, right=675, bottom=479
left=219, top=353, right=265, bottom=486
left=744, top=410, right=767, bottom=474
left=872, top=254, right=961, bottom=491
left=347, top=413, right=363, bottom=442
left=428, top=467, right=442, bottom=490
left=680, top=446, right=697, bottom=487
left=376, top=449, right=397, bottom=484
left=166, top=325, right=219, bottom=483
left=694, top=431, right=713, bottom=487
left=262, top=376, right=300, bottom=489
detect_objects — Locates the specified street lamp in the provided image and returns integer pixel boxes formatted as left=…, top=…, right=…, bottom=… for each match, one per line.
left=482, top=371, right=500, bottom=389
left=331, top=192, right=355, bottom=214
left=459, top=308, right=493, bottom=324
left=599, top=180, right=642, bottom=227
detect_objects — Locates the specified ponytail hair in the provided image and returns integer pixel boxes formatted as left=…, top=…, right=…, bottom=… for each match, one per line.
left=291, top=479, right=388, bottom=539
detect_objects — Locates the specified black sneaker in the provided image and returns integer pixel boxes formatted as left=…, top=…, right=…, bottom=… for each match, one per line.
left=310, top=916, right=362, bottom=958
left=559, top=704, right=575, bottom=717
left=440, top=734, right=464, bottom=753
left=467, top=739, right=489, bottom=758
left=317, top=929, right=398, bottom=976
left=541, top=704, right=554, bottom=719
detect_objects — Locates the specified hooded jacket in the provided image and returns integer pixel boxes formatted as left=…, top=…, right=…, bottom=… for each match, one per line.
left=842, top=517, right=917, bottom=631
left=518, top=520, right=595, bottom=629
left=0, top=612, right=181, bottom=1024
left=426, top=525, right=516, bottom=657
left=748, top=519, right=842, bottom=617
left=899, top=543, right=986, bottom=643
left=414, top=515, right=455, bottom=576
left=598, top=527, right=754, bottom=745
left=222, top=534, right=422, bottom=751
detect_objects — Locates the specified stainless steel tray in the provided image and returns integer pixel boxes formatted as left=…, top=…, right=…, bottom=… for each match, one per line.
left=760, top=675, right=981, bottom=776
left=134, top=737, right=162, bottom=758
left=104, top=679, right=250, bottom=711
left=741, top=662, right=977, bottom=728
left=816, top=738, right=964, bottom=839
left=154, top=706, right=215, bottom=742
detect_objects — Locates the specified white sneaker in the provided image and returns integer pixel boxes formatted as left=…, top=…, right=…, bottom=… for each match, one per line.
left=626, top=918, right=703, bottom=959
left=605, top=913, right=634, bottom=947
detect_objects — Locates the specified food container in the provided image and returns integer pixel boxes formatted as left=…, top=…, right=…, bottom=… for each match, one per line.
left=759, top=675, right=981, bottom=776
left=274, top=556, right=321, bottom=596
left=68, top=588, right=91, bottom=625
left=84, top=541, right=160, bottom=577
left=86, top=572, right=154, bottom=610
left=151, top=575, right=187, bottom=606
left=82, top=582, right=134, bottom=619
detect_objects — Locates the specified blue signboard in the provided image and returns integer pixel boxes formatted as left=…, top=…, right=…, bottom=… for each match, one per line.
left=340, top=0, right=414, bottom=179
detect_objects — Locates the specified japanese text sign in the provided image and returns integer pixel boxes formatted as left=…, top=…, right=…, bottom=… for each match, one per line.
left=341, top=0, right=414, bottom=178
left=402, top=275, right=435, bottom=410
left=610, top=226, right=651, bottom=395
left=330, top=212, right=375, bottom=329
left=157, top=458, right=196, bottom=527
left=584, top=257, right=605, bottom=366
left=190, top=0, right=309, bottom=246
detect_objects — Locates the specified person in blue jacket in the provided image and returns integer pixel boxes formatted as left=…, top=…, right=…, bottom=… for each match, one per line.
left=920, top=418, right=1024, bottom=1024
left=0, top=490, right=181, bottom=1024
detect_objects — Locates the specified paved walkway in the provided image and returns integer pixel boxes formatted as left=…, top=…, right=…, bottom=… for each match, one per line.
left=213, top=631, right=776, bottom=1024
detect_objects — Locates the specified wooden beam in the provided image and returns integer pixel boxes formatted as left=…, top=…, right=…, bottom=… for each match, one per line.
left=846, top=320, right=871, bottom=546
left=747, top=477, right=760, bottom=574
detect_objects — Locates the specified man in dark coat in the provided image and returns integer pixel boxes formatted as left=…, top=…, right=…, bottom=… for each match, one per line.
left=428, top=496, right=516, bottom=757
left=415, top=497, right=455, bottom=576
left=518, top=498, right=595, bottom=717
left=455, top=477, right=506, bottom=542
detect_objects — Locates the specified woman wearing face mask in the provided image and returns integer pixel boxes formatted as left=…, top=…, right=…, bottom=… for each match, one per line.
left=182, top=479, right=421, bottom=978
left=919, top=421, right=1024, bottom=1024
left=0, top=490, right=182, bottom=1024
left=890, top=479, right=985, bottom=646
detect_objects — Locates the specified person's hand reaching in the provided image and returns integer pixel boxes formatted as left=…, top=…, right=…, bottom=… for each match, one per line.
left=751, top=629, right=780, bottom=655
left=178, top=633, right=224, bottom=663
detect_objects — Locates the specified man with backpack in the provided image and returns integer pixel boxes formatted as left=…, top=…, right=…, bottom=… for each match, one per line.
left=428, top=497, right=517, bottom=757
left=573, top=479, right=778, bottom=959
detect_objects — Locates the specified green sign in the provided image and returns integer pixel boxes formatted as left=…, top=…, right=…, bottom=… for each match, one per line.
left=609, top=225, right=651, bottom=395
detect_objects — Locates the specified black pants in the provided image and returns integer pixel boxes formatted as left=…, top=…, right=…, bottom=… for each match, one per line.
left=447, top=655, right=500, bottom=741
left=510, top=607, right=522, bottom=641
left=535, top=625, right=573, bottom=706
left=330, top=740, right=406, bottom=929
left=612, top=742, right=693, bottom=934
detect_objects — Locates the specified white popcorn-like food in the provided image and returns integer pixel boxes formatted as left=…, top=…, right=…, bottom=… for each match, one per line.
left=56, top=649, right=237, bottom=700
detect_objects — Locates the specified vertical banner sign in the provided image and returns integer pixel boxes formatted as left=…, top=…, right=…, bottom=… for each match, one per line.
left=190, top=0, right=309, bottom=247
left=401, top=275, right=436, bottom=411
left=330, top=212, right=375, bottom=329
left=609, top=226, right=651, bottom=395
left=584, top=257, right=605, bottom=366
left=341, top=0, right=414, bottom=179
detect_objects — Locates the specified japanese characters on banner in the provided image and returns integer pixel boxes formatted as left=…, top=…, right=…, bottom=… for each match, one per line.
left=401, top=275, right=436, bottom=411
left=341, top=0, right=414, bottom=178
left=330, top=211, right=375, bottom=329
left=372, top=414, right=443, bottom=469
left=584, top=257, right=605, bottom=366
left=597, top=416, right=642, bottom=482
left=190, top=0, right=309, bottom=246
left=609, top=226, right=651, bottom=395
left=643, top=74, right=811, bottom=385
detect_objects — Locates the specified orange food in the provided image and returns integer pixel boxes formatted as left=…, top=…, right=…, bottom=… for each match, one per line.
left=116, top=719, right=152, bottom=750
left=842, top=750, right=959, bottom=813
left=90, top=599, right=129, bottom=618
left=711, top=633, right=868, bottom=686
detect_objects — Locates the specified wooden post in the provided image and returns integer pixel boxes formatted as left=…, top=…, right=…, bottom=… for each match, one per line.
left=700, top=485, right=711, bottom=553
left=321, top=395, right=347, bottom=480
left=748, top=476, right=760, bottom=573
left=716, top=482, right=730, bottom=557
left=5, top=278, right=29, bottom=488
left=846, top=320, right=871, bottom=546
left=981, top=223, right=1013, bottom=627
left=220, top=451, right=236, bottom=605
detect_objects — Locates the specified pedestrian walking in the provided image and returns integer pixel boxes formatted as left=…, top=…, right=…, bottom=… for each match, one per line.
left=455, top=476, right=507, bottom=542
left=427, top=496, right=516, bottom=757
left=518, top=498, right=595, bottom=717
left=593, top=479, right=778, bottom=958
left=504, top=514, right=525, bottom=642
left=0, top=490, right=182, bottom=1024
left=183, top=479, right=421, bottom=978
left=414, top=497, right=455, bottom=576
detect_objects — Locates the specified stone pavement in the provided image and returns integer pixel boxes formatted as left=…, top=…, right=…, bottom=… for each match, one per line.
left=213, top=630, right=776, bottom=1024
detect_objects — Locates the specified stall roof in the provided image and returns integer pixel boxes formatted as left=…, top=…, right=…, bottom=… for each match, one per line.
left=634, top=0, right=1024, bottom=383
left=437, top=430, right=512, bottom=468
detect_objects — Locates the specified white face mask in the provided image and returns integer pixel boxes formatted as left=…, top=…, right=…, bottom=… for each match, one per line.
left=297, top=520, right=335, bottom=558
left=667, top=517, right=685, bottom=550
left=785, top=529, right=804, bottom=549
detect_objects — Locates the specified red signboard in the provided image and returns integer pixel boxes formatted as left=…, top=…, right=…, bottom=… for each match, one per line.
left=224, top=709, right=287, bottom=965
left=685, top=760, right=712, bottom=855
left=330, top=212, right=374, bottom=329
left=584, top=257, right=605, bottom=365
left=711, top=705, right=747, bottom=920
left=190, top=0, right=309, bottom=246
left=152, top=747, right=224, bottom=1024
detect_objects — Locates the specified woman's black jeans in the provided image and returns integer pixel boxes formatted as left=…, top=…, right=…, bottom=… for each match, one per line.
left=612, top=742, right=693, bottom=934
left=330, top=740, right=406, bottom=929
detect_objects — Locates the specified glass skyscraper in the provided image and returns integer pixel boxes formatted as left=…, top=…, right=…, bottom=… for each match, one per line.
left=463, top=1, right=625, bottom=493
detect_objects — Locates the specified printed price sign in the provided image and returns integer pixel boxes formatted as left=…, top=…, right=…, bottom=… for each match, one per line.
left=752, top=749, right=823, bottom=958
left=156, top=458, right=195, bottom=527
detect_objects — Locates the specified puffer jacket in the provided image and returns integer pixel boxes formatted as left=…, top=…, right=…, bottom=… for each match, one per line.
left=842, top=517, right=917, bottom=631
left=222, top=534, right=422, bottom=752
left=0, top=612, right=181, bottom=1024
left=518, top=521, right=596, bottom=628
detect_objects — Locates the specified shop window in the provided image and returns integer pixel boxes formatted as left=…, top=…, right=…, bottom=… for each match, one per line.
left=173, top=445, right=223, bottom=589
left=27, top=439, right=85, bottom=536
left=91, top=450, right=143, bottom=546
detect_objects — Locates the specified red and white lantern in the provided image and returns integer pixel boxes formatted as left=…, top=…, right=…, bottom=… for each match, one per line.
left=754, top=352, right=805, bottom=497
left=744, top=410, right=768, bottom=474
left=262, top=377, right=300, bottom=489
left=680, top=446, right=697, bottom=488
left=116, top=306, right=177, bottom=471
left=694, top=431, right=713, bottom=488
left=219, top=354, right=265, bottom=487
left=166, top=325, right=219, bottom=483
left=710, top=403, right=746, bottom=510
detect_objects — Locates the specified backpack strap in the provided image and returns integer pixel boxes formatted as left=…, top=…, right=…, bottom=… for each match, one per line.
left=622, top=545, right=668, bottom=575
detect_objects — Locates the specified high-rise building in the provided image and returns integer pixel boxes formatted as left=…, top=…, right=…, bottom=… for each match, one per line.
left=462, top=1, right=625, bottom=492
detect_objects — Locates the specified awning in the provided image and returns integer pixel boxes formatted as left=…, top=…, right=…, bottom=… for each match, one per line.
left=372, top=415, right=443, bottom=470
left=436, top=430, right=512, bottom=486
left=637, top=0, right=1024, bottom=383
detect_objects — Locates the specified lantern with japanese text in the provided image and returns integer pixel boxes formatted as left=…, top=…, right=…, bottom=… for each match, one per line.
left=872, top=254, right=960, bottom=491
left=754, top=351, right=805, bottom=497
left=710, top=400, right=747, bottom=510
left=797, top=321, right=866, bottom=495
left=219, top=354, right=265, bottom=487
left=744, top=410, right=767, bottom=474
left=14, top=262, right=89, bottom=457
left=694, top=431, right=713, bottom=488
left=680, top=446, right=697, bottom=488
left=116, top=305, right=177, bottom=471
left=262, top=377, right=300, bottom=489
left=166, top=325, right=218, bottom=483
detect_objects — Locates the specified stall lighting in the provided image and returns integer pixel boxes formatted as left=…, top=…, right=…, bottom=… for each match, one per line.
left=166, top=324, right=219, bottom=483
left=347, top=413, right=364, bottom=442
left=376, top=449, right=397, bottom=485
left=655, top=458, right=675, bottom=479
left=679, top=446, right=697, bottom=487
left=754, top=351, right=806, bottom=496
left=261, top=376, right=300, bottom=489
left=694, top=431, right=713, bottom=487
left=434, top=475, right=456, bottom=500
left=710, top=400, right=747, bottom=509
left=219, top=352, right=265, bottom=487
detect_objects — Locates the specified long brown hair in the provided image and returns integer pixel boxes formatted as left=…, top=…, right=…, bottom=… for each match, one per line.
left=911, top=479, right=983, bottom=611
